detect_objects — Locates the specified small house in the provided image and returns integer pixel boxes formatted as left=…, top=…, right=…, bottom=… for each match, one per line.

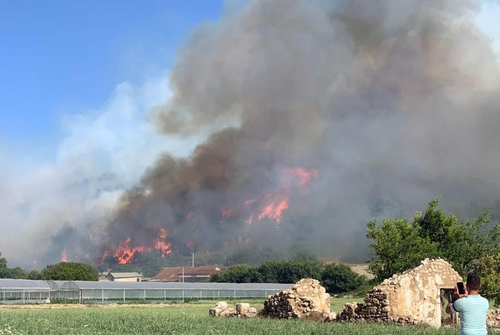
left=106, top=272, right=142, bottom=282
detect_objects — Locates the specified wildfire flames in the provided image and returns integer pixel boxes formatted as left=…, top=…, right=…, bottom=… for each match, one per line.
left=104, top=167, right=318, bottom=264
left=222, top=167, right=318, bottom=225
left=60, top=249, right=67, bottom=263
left=113, top=229, right=172, bottom=264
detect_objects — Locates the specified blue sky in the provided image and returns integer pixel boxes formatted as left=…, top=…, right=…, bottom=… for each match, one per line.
left=0, top=0, right=225, bottom=153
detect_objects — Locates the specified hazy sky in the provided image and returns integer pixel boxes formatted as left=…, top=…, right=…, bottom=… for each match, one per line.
left=0, top=0, right=498, bottom=264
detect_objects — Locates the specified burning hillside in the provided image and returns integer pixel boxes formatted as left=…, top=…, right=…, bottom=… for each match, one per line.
left=100, top=166, right=318, bottom=264
left=38, top=0, right=500, bottom=267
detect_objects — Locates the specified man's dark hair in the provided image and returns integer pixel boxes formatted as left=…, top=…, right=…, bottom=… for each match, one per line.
left=466, top=274, right=481, bottom=290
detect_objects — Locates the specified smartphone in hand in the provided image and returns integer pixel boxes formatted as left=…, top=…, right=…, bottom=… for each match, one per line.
left=457, top=282, right=466, bottom=295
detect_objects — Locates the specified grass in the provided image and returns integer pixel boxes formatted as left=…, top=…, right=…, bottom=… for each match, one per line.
left=330, top=298, right=364, bottom=312
left=0, top=302, right=469, bottom=335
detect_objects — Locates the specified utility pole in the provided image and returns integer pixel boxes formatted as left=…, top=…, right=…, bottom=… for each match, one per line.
left=191, top=252, right=195, bottom=267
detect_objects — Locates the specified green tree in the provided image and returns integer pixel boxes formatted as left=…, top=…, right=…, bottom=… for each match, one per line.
left=41, top=262, right=98, bottom=281
left=0, top=252, right=7, bottom=269
left=367, top=217, right=439, bottom=280
left=472, top=254, right=500, bottom=306
left=367, top=197, right=500, bottom=281
left=321, top=263, right=364, bottom=294
left=0, top=252, right=27, bottom=279
left=275, top=260, right=322, bottom=283
left=413, top=198, right=500, bottom=274
left=27, top=269, right=43, bottom=280
left=141, top=258, right=165, bottom=278
left=211, top=264, right=261, bottom=283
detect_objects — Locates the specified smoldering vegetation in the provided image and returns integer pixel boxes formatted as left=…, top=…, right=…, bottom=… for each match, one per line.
left=43, top=0, right=500, bottom=265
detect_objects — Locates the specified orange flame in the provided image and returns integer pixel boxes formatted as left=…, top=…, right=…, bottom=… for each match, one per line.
left=114, top=237, right=152, bottom=264
left=158, top=228, right=168, bottom=239
left=221, top=167, right=318, bottom=225
left=154, top=239, right=172, bottom=257
left=61, top=250, right=68, bottom=263
left=113, top=228, right=172, bottom=263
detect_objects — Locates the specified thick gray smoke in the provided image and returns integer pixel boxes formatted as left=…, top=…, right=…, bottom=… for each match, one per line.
left=55, top=0, right=500, bottom=264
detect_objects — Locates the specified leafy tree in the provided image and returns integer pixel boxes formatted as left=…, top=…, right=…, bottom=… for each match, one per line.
left=41, top=262, right=98, bottom=281
left=210, top=259, right=323, bottom=284
left=472, top=254, right=500, bottom=306
left=321, top=263, right=364, bottom=294
left=0, top=252, right=27, bottom=279
left=211, top=264, right=261, bottom=283
left=27, top=269, right=43, bottom=280
left=414, top=198, right=500, bottom=274
left=367, top=217, right=439, bottom=280
left=275, top=260, right=322, bottom=283
left=141, top=258, right=165, bottom=278
left=367, top=197, right=500, bottom=281
left=0, top=252, right=7, bottom=269
left=0, top=267, right=27, bottom=279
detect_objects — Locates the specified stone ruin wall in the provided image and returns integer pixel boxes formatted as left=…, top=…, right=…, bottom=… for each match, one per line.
left=340, top=258, right=462, bottom=328
left=261, top=278, right=333, bottom=321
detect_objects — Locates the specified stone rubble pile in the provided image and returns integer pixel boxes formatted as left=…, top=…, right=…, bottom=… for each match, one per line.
left=487, top=309, right=500, bottom=328
left=339, top=289, right=395, bottom=323
left=261, top=278, right=332, bottom=321
left=209, top=301, right=258, bottom=318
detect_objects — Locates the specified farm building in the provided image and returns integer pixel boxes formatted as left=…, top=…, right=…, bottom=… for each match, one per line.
left=0, top=279, right=290, bottom=304
left=340, top=258, right=462, bottom=328
left=151, top=266, right=223, bottom=282
left=105, top=272, right=142, bottom=282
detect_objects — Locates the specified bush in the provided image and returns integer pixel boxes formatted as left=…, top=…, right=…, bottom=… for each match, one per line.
left=211, top=259, right=323, bottom=284
left=41, top=262, right=98, bottom=281
left=321, top=263, right=364, bottom=294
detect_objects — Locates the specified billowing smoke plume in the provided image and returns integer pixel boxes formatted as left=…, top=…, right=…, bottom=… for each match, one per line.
left=46, top=0, right=500, bottom=264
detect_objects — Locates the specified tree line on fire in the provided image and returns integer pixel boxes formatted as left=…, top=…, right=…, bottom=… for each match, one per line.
left=2, top=197, right=500, bottom=303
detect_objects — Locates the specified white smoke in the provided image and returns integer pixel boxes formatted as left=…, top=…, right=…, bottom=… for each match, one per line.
left=0, top=75, right=199, bottom=266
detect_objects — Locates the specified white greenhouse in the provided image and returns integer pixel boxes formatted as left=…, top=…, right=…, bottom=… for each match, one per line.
left=0, top=279, right=291, bottom=304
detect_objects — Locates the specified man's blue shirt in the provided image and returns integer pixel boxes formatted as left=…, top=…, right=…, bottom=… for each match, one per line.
left=451, top=295, right=489, bottom=335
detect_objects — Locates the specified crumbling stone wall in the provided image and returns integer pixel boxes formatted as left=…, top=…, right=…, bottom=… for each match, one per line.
left=340, top=258, right=462, bottom=328
left=261, top=278, right=332, bottom=320
left=487, top=309, right=500, bottom=328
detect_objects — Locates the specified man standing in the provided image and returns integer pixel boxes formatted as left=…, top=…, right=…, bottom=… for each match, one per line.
left=446, top=274, right=489, bottom=335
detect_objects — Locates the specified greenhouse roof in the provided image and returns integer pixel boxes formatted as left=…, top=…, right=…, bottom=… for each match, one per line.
left=60, top=281, right=291, bottom=291
left=0, top=279, right=50, bottom=290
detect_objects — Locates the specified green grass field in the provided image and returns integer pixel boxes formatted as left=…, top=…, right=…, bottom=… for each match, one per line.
left=0, top=300, right=471, bottom=335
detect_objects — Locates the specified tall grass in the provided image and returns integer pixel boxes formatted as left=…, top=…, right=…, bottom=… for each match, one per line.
left=0, top=304, right=469, bottom=335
